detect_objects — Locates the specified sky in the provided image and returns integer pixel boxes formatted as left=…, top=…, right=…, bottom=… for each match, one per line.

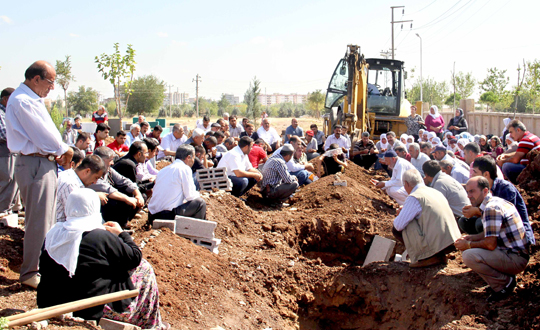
left=1, top=0, right=539, bottom=102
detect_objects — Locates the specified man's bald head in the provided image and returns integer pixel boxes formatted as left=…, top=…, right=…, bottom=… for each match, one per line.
left=24, top=61, right=56, bottom=98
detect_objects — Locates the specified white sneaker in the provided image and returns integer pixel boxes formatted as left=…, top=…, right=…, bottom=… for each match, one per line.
left=22, top=274, right=41, bottom=289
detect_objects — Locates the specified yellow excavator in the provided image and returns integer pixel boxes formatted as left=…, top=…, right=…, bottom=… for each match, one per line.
left=322, top=45, right=411, bottom=140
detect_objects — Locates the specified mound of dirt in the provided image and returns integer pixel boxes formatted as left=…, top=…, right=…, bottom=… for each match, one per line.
left=155, top=160, right=172, bottom=170
left=517, top=149, right=540, bottom=221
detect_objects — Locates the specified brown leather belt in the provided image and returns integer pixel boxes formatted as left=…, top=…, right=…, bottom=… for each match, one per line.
left=21, top=153, right=56, bottom=162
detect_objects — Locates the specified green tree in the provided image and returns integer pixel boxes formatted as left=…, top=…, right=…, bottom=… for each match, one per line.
left=479, top=91, right=498, bottom=111
left=49, top=104, right=64, bottom=131
left=55, top=55, right=75, bottom=117
left=95, top=43, right=136, bottom=120
left=407, top=77, right=448, bottom=108
left=480, top=68, right=509, bottom=100
left=445, top=93, right=463, bottom=106
left=217, top=94, right=231, bottom=116
left=454, top=71, right=475, bottom=99
left=105, top=100, right=116, bottom=114
left=244, top=77, right=261, bottom=120
left=307, top=89, right=325, bottom=118
left=67, top=86, right=99, bottom=116
left=125, top=75, right=165, bottom=115
left=525, top=59, right=540, bottom=113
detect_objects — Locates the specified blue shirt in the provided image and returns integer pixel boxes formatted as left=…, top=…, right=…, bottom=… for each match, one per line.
left=285, top=125, right=303, bottom=143
left=491, top=178, right=534, bottom=245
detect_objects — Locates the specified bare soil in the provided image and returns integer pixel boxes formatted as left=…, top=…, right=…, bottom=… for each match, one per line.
left=1, top=162, right=540, bottom=329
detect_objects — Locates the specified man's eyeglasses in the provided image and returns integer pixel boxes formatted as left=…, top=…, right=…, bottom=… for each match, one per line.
left=43, top=77, right=55, bottom=85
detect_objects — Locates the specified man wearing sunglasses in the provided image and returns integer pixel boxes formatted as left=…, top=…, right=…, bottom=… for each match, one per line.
left=5, top=61, right=74, bottom=289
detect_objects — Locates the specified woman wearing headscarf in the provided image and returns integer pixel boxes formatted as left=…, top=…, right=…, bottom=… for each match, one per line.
left=504, top=136, right=519, bottom=154
left=501, top=117, right=512, bottom=147
left=417, top=129, right=426, bottom=142
left=37, top=189, right=169, bottom=329
left=446, top=108, right=468, bottom=135
left=427, top=131, right=437, bottom=143
left=405, top=105, right=425, bottom=141
left=456, top=138, right=468, bottom=160
left=479, top=135, right=491, bottom=154
left=424, top=105, right=445, bottom=139
left=489, top=136, right=504, bottom=159
left=400, top=133, right=408, bottom=145
left=442, top=131, right=453, bottom=147
left=421, top=130, right=429, bottom=142
left=374, top=134, right=390, bottom=173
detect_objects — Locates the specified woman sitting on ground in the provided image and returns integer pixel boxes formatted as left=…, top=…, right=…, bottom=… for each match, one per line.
left=479, top=135, right=491, bottom=154
left=489, top=136, right=504, bottom=159
left=37, top=189, right=169, bottom=330
left=504, top=136, right=518, bottom=154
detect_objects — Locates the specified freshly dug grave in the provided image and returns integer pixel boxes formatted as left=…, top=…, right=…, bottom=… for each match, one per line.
left=517, top=149, right=540, bottom=221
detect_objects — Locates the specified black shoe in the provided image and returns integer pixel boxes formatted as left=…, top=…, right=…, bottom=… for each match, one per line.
left=486, top=276, right=517, bottom=302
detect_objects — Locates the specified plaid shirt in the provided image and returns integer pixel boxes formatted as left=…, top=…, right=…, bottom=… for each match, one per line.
left=261, top=153, right=296, bottom=187
left=480, top=193, right=528, bottom=253
left=0, top=104, right=7, bottom=143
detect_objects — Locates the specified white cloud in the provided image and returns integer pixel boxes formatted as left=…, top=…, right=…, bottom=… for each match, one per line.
left=269, top=39, right=284, bottom=49
left=0, top=16, right=13, bottom=24
left=250, top=36, right=266, bottom=45
left=157, top=32, right=168, bottom=38
left=69, top=33, right=79, bottom=37
left=172, top=40, right=187, bottom=47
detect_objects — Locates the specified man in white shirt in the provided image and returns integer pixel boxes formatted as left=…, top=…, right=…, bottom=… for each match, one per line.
left=324, top=125, right=349, bottom=153
left=125, top=124, right=141, bottom=147
left=371, top=150, right=418, bottom=205
left=217, top=136, right=263, bottom=197
left=440, top=159, right=470, bottom=185
left=229, top=115, right=244, bottom=139
left=157, top=124, right=187, bottom=159
left=409, top=143, right=430, bottom=176
left=56, top=155, right=106, bottom=222
left=6, top=61, right=74, bottom=288
left=257, top=118, right=281, bottom=153
left=196, top=115, right=212, bottom=133
left=148, top=144, right=206, bottom=222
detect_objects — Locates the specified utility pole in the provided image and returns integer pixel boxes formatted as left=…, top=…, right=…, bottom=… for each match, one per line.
left=391, top=6, right=412, bottom=59
left=167, top=84, right=174, bottom=117
left=415, top=33, right=423, bottom=102
left=193, top=74, right=202, bottom=118
left=380, top=50, right=392, bottom=59
left=452, top=62, right=456, bottom=111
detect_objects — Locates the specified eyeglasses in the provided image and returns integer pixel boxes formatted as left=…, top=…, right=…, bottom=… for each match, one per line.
left=43, top=77, right=55, bottom=85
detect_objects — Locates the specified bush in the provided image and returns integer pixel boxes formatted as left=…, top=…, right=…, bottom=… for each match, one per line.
left=50, top=105, right=64, bottom=131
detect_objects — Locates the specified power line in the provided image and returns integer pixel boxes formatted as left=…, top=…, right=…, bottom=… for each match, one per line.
left=412, top=0, right=464, bottom=30
left=405, top=0, right=439, bottom=15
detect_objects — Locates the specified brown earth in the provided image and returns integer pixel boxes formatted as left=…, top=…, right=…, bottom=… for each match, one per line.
left=1, top=162, right=540, bottom=329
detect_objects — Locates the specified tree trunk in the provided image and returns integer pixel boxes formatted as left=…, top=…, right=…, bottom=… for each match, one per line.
left=64, top=90, right=68, bottom=118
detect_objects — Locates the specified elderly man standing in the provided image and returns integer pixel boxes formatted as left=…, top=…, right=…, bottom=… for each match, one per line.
left=148, top=144, right=206, bottom=223
left=422, top=160, right=469, bottom=218
left=217, top=136, right=263, bottom=197
left=456, top=176, right=529, bottom=302
left=158, top=124, right=187, bottom=159
left=285, top=118, right=303, bottom=143
left=257, top=118, right=281, bottom=153
left=392, top=169, right=461, bottom=267
left=0, top=87, right=19, bottom=217
left=6, top=61, right=74, bottom=288
left=371, top=150, right=417, bottom=205
left=125, top=123, right=141, bottom=147
left=409, top=142, right=430, bottom=176
left=228, top=115, right=244, bottom=139
left=351, top=132, right=378, bottom=169
left=260, top=144, right=299, bottom=204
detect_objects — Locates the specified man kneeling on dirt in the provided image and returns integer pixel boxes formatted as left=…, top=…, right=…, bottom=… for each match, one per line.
left=148, top=144, right=206, bottom=223
left=392, top=169, right=461, bottom=268
left=371, top=150, right=417, bottom=205
left=455, top=176, right=529, bottom=302
left=260, top=144, right=299, bottom=204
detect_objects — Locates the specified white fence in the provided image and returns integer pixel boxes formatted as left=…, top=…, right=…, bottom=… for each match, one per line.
left=439, top=111, right=540, bottom=136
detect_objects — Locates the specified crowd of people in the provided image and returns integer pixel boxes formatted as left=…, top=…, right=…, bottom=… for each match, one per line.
left=1, top=61, right=539, bottom=328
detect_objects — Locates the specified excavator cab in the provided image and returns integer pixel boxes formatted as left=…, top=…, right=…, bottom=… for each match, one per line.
left=365, top=58, right=403, bottom=116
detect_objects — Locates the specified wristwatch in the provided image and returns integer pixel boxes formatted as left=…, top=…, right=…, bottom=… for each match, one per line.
left=47, top=155, right=56, bottom=162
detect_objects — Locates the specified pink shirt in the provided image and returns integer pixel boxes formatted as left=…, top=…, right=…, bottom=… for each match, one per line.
left=425, top=115, right=445, bottom=133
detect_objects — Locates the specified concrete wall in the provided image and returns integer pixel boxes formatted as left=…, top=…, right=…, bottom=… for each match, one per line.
left=439, top=111, right=540, bottom=136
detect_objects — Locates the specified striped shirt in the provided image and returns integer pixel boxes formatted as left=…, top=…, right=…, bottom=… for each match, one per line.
left=0, top=104, right=7, bottom=143
left=516, top=131, right=540, bottom=165
left=480, top=194, right=528, bottom=253
left=261, top=153, right=296, bottom=187
left=56, top=169, right=85, bottom=222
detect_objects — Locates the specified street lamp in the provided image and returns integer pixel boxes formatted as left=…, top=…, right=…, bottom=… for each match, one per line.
left=416, top=33, right=423, bottom=103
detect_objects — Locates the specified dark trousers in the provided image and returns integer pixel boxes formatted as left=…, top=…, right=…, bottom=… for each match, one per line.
left=353, top=153, right=378, bottom=170
left=263, top=182, right=299, bottom=201
left=229, top=176, right=257, bottom=197
left=306, top=152, right=320, bottom=161
left=102, top=199, right=140, bottom=228
left=458, top=216, right=484, bottom=235
left=148, top=197, right=207, bottom=224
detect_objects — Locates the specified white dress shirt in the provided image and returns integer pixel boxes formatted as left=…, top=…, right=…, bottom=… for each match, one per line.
left=157, top=132, right=187, bottom=159
left=56, top=169, right=85, bottom=222
left=256, top=126, right=281, bottom=145
left=384, top=157, right=418, bottom=188
left=6, top=83, right=69, bottom=156
left=324, top=134, right=349, bottom=151
left=217, top=145, right=253, bottom=176
left=272, top=147, right=305, bottom=172
left=411, top=152, right=431, bottom=176
left=148, top=159, right=199, bottom=214
left=393, top=184, right=423, bottom=231
left=229, top=124, right=244, bottom=138
left=196, top=120, right=211, bottom=133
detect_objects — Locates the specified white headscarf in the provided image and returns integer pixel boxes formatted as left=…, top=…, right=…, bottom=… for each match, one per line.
left=45, top=189, right=105, bottom=277
left=432, top=137, right=443, bottom=147
left=457, top=138, right=469, bottom=148
left=422, top=131, right=429, bottom=142
left=502, top=117, right=512, bottom=136
left=406, top=136, right=414, bottom=150
left=428, top=132, right=436, bottom=141
left=379, top=134, right=389, bottom=150
left=429, top=105, right=440, bottom=119
left=400, top=133, right=408, bottom=144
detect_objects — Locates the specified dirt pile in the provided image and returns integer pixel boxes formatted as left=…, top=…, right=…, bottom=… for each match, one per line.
left=155, top=160, right=172, bottom=170
left=517, top=149, right=540, bottom=221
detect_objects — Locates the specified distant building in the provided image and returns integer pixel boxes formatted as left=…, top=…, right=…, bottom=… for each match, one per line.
left=257, top=93, right=307, bottom=106
left=223, top=93, right=240, bottom=105
left=164, top=92, right=190, bottom=106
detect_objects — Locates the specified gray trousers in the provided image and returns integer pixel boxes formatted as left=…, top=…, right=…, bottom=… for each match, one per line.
left=462, top=248, right=528, bottom=292
left=265, top=182, right=299, bottom=201
left=0, top=154, right=19, bottom=214
left=15, top=156, right=58, bottom=282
